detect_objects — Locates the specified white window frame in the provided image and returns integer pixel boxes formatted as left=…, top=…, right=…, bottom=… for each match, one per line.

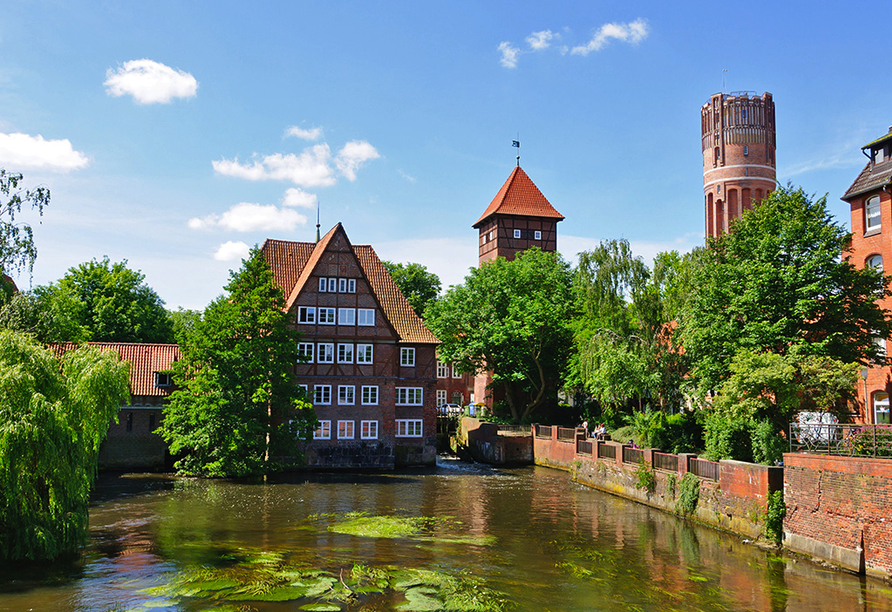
left=337, top=420, right=354, bottom=440
left=361, top=385, right=379, bottom=405
left=874, top=391, right=890, bottom=425
left=319, top=278, right=328, bottom=292
left=436, top=389, right=447, bottom=406
left=513, top=229, right=521, bottom=239
left=875, top=336, right=887, bottom=361
left=314, top=420, right=331, bottom=440
left=437, top=361, right=449, bottom=378
left=317, top=343, right=334, bottom=363
left=452, top=366, right=460, bottom=379
left=361, top=420, right=379, bottom=439
left=348, top=279, right=357, bottom=293
left=866, top=195, right=882, bottom=231
left=358, top=309, right=375, bottom=326
left=314, top=385, right=331, bottom=405
left=298, top=306, right=316, bottom=324
left=400, top=347, right=415, bottom=367
left=396, top=419, right=423, bottom=437
left=396, top=387, right=423, bottom=406
left=356, top=344, right=373, bottom=364
left=534, top=230, right=542, bottom=240
left=328, top=278, right=337, bottom=292
left=338, top=308, right=356, bottom=325
left=339, top=278, right=347, bottom=293
left=297, top=342, right=314, bottom=363
left=318, top=307, right=336, bottom=325
left=338, top=385, right=355, bottom=405
left=868, top=254, right=884, bottom=271
left=337, top=343, right=354, bottom=363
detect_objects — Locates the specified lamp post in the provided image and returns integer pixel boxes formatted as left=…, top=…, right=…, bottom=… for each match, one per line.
left=860, top=367, right=871, bottom=425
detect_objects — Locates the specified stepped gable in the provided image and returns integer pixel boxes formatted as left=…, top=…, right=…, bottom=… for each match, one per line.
left=260, top=224, right=438, bottom=345
left=473, top=166, right=564, bottom=228
left=51, top=343, right=181, bottom=396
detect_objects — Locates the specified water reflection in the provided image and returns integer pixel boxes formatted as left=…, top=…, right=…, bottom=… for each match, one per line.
left=0, top=461, right=888, bottom=611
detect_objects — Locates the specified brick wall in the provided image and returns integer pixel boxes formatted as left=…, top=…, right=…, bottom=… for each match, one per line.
left=784, top=453, right=892, bottom=580
left=457, top=418, right=532, bottom=465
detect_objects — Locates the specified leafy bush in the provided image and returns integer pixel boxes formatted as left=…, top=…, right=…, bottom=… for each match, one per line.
left=764, top=491, right=785, bottom=544
left=751, top=419, right=787, bottom=465
left=676, top=473, right=700, bottom=515
left=666, top=473, right=677, bottom=499
left=655, top=412, right=703, bottom=454
left=634, top=462, right=656, bottom=494
left=610, top=425, right=638, bottom=447
left=703, top=412, right=753, bottom=461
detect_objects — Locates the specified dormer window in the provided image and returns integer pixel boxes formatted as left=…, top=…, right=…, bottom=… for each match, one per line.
left=866, top=196, right=882, bottom=232
left=877, top=147, right=886, bottom=164
left=155, top=372, right=172, bottom=387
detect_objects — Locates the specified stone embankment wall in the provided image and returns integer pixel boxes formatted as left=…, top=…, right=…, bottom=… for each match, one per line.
left=533, top=425, right=783, bottom=541
left=784, top=453, right=892, bottom=580
left=457, top=418, right=533, bottom=465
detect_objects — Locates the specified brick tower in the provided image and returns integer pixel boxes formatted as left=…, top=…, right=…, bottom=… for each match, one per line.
left=701, top=91, right=776, bottom=238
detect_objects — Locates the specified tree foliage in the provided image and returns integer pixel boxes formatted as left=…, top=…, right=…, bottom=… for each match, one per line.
left=0, top=330, right=130, bottom=561
left=426, top=248, right=573, bottom=423
left=36, top=256, right=174, bottom=344
left=0, top=170, right=50, bottom=278
left=158, top=247, right=315, bottom=477
left=382, top=261, right=442, bottom=318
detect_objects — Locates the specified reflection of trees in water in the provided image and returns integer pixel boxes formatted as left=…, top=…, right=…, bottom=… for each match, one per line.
left=678, top=523, right=701, bottom=565
left=766, top=554, right=789, bottom=612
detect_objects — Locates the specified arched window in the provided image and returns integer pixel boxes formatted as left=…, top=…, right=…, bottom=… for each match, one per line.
left=867, top=254, right=883, bottom=270
left=866, top=196, right=882, bottom=231
left=451, top=391, right=463, bottom=405
left=873, top=391, right=890, bottom=425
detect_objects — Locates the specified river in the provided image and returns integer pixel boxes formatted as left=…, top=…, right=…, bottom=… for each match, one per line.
left=0, top=459, right=889, bottom=611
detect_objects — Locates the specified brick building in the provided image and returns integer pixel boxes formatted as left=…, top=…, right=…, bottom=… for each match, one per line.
left=260, top=223, right=440, bottom=468
left=842, top=126, right=892, bottom=425
left=701, top=91, right=777, bottom=238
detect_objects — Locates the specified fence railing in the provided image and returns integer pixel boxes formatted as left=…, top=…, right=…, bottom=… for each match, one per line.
left=557, top=427, right=577, bottom=441
left=535, top=425, right=552, bottom=439
left=790, top=423, right=892, bottom=458
left=577, top=439, right=593, bottom=455
left=688, top=457, right=720, bottom=481
left=623, top=447, right=645, bottom=465
left=653, top=452, right=679, bottom=472
left=598, top=442, right=616, bottom=460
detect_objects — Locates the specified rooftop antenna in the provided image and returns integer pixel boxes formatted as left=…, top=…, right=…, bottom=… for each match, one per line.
left=512, top=136, right=520, bottom=166
left=722, top=69, right=727, bottom=94
left=315, top=200, right=321, bottom=243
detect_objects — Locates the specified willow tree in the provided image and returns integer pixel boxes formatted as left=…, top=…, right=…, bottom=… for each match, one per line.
left=0, top=170, right=50, bottom=279
left=0, top=330, right=130, bottom=561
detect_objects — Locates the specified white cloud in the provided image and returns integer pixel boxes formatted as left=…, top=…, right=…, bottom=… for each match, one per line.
left=189, top=202, right=308, bottom=232
left=213, top=144, right=336, bottom=187
left=285, top=125, right=324, bottom=141
left=104, top=59, right=198, bottom=104
left=214, top=240, right=251, bottom=261
left=498, top=41, right=520, bottom=68
left=282, top=187, right=317, bottom=208
left=571, top=19, right=649, bottom=56
left=526, top=30, right=555, bottom=50
left=398, top=169, right=417, bottom=183
left=0, top=132, right=89, bottom=171
left=335, top=140, right=380, bottom=181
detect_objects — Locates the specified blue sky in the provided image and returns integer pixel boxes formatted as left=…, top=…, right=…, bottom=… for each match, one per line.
left=2, top=1, right=890, bottom=310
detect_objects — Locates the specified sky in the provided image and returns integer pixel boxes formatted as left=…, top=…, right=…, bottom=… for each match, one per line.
left=2, top=1, right=891, bottom=310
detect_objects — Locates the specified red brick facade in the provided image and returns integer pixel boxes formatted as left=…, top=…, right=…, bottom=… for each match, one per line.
left=701, top=92, right=776, bottom=238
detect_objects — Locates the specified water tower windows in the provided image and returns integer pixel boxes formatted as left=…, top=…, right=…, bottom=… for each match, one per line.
left=744, top=145, right=749, bottom=157
left=867, top=254, right=884, bottom=271
left=714, top=147, right=720, bottom=166
left=866, top=196, right=882, bottom=232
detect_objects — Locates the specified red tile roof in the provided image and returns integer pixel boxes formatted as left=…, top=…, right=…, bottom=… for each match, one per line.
left=261, top=225, right=439, bottom=344
left=51, top=343, right=181, bottom=397
left=473, top=166, right=564, bottom=228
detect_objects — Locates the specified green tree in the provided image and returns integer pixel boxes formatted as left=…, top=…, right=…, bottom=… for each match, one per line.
left=168, top=307, right=203, bottom=345
left=426, top=248, right=574, bottom=423
left=0, top=288, right=91, bottom=344
left=0, top=330, right=130, bottom=561
left=0, top=170, right=50, bottom=279
left=681, top=185, right=892, bottom=392
left=158, top=247, right=315, bottom=477
left=382, top=261, right=441, bottom=318
left=37, top=257, right=174, bottom=343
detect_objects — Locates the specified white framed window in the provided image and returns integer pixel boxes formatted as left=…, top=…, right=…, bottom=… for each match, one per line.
left=318, top=308, right=336, bottom=324
left=297, top=342, right=314, bottom=363
left=866, top=196, right=882, bottom=231
left=396, top=419, right=423, bottom=437
left=868, top=254, right=884, bottom=271
left=436, top=389, right=447, bottom=406
left=396, top=387, right=423, bottom=405
left=337, top=420, right=354, bottom=439
left=437, top=361, right=449, bottom=378
left=338, top=308, right=356, bottom=325
left=874, top=391, right=890, bottom=425
left=314, top=385, right=331, bottom=405
left=400, top=347, right=415, bottom=367
left=154, top=372, right=172, bottom=387
left=362, top=385, right=379, bottom=405
left=357, top=344, right=373, bottom=364
left=328, top=278, right=337, bottom=292
left=875, top=336, right=887, bottom=361
left=348, top=279, right=356, bottom=293
left=298, top=307, right=316, bottom=324
left=339, top=278, right=348, bottom=293
left=317, top=343, right=334, bottom=363
left=314, top=420, right=331, bottom=440
left=338, top=385, right=355, bottom=405
left=361, top=420, right=379, bottom=439
left=338, top=343, right=354, bottom=363
left=319, top=278, right=328, bottom=292
left=452, top=366, right=460, bottom=379
left=358, top=309, right=375, bottom=326
left=534, top=230, right=542, bottom=240
left=513, top=229, right=521, bottom=239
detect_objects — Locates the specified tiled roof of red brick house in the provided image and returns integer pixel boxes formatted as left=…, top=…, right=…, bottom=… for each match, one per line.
left=843, top=128, right=892, bottom=201
left=51, top=342, right=181, bottom=396
left=473, top=166, right=564, bottom=228
left=261, top=224, right=439, bottom=344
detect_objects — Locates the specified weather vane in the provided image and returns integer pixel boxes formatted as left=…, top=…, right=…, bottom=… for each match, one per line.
left=512, top=137, right=520, bottom=166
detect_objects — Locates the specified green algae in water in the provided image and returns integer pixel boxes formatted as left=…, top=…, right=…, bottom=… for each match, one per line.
left=326, top=513, right=495, bottom=546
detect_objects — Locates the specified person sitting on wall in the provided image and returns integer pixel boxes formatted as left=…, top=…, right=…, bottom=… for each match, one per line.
left=596, top=423, right=607, bottom=440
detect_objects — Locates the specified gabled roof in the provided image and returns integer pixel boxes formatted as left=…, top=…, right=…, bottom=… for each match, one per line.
left=51, top=342, right=181, bottom=396
left=843, top=128, right=892, bottom=201
left=260, top=225, right=439, bottom=344
left=473, top=166, right=564, bottom=228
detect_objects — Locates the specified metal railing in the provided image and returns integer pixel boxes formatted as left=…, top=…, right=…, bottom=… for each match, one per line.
left=577, top=439, right=593, bottom=455
left=598, top=443, right=616, bottom=460
left=535, top=425, right=552, bottom=439
left=557, top=427, right=577, bottom=441
left=688, top=457, right=720, bottom=481
left=790, top=423, right=892, bottom=458
left=623, top=447, right=644, bottom=465
left=653, top=452, right=679, bottom=472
